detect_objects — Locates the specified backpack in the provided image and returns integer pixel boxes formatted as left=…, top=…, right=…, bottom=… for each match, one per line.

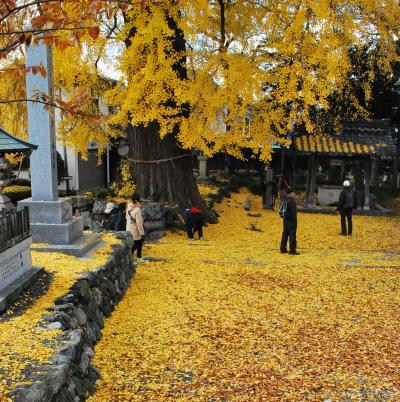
left=344, top=189, right=354, bottom=209
left=278, top=200, right=288, bottom=219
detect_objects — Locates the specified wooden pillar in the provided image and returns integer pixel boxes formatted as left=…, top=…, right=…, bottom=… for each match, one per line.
left=305, top=154, right=315, bottom=206
left=309, top=159, right=318, bottom=204
left=363, top=159, right=371, bottom=210
left=340, top=162, right=345, bottom=182
left=355, top=160, right=362, bottom=188
left=292, top=154, right=297, bottom=189
left=371, top=157, right=378, bottom=189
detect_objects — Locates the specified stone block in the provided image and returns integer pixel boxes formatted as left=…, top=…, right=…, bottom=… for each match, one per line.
left=18, top=198, right=73, bottom=224
left=142, top=203, right=165, bottom=221
left=30, top=233, right=102, bottom=257
left=317, top=185, right=342, bottom=206
left=0, top=237, right=33, bottom=290
left=29, top=217, right=83, bottom=245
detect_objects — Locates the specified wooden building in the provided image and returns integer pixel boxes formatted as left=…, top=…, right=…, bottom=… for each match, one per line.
left=291, top=119, right=396, bottom=209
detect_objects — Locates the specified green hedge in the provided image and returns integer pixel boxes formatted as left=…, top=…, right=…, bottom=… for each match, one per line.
left=2, top=185, right=31, bottom=204
left=10, top=178, right=31, bottom=186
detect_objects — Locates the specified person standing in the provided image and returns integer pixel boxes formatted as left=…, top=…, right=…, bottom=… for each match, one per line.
left=336, top=180, right=358, bottom=236
left=126, top=193, right=146, bottom=263
left=280, top=188, right=300, bottom=255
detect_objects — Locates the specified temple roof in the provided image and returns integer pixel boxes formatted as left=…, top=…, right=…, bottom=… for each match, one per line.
left=0, top=128, right=38, bottom=154
left=294, top=119, right=396, bottom=158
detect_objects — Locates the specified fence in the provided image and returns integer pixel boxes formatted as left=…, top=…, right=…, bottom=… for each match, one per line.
left=0, top=207, right=31, bottom=253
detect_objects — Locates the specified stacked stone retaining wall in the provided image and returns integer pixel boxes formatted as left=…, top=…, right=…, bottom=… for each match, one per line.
left=10, top=234, right=135, bottom=402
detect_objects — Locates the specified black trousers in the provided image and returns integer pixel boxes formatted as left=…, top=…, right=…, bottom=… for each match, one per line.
left=132, top=238, right=144, bottom=258
left=280, top=220, right=297, bottom=253
left=186, top=221, right=203, bottom=239
left=340, top=209, right=353, bottom=235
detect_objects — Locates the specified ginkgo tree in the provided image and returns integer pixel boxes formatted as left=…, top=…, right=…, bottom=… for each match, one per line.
left=0, top=0, right=399, bottom=207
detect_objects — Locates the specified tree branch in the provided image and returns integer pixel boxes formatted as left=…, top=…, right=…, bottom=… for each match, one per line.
left=0, top=0, right=62, bottom=24
left=0, top=98, right=106, bottom=118
left=217, top=0, right=226, bottom=51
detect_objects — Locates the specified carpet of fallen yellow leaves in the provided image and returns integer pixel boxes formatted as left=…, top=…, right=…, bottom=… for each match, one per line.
left=0, top=234, right=121, bottom=400
left=89, top=191, right=400, bottom=401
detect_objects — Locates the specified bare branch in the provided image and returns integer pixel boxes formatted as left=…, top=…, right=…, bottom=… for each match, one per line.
left=0, top=98, right=107, bottom=118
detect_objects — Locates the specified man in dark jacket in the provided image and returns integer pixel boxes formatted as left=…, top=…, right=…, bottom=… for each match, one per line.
left=336, top=180, right=358, bottom=236
left=280, top=188, right=300, bottom=255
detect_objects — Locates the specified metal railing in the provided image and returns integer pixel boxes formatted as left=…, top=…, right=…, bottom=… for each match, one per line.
left=0, top=207, right=31, bottom=253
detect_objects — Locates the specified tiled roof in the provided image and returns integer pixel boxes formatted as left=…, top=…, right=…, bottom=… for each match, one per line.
left=294, top=119, right=396, bottom=157
left=0, top=128, right=37, bottom=154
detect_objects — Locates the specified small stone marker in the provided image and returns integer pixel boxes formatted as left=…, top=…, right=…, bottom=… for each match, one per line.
left=243, top=197, right=251, bottom=211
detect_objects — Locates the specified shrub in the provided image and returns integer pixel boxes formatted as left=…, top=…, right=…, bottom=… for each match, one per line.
left=3, top=185, right=31, bottom=203
left=10, top=178, right=31, bottom=186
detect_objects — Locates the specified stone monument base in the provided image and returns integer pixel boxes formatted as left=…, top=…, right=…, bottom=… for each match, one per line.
left=196, top=176, right=212, bottom=184
left=19, top=197, right=84, bottom=244
left=18, top=198, right=74, bottom=224
left=0, top=236, right=43, bottom=312
left=30, top=232, right=103, bottom=257
left=29, top=218, right=83, bottom=245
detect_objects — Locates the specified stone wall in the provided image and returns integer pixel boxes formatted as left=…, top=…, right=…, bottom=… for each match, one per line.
left=93, top=200, right=167, bottom=240
left=10, top=233, right=135, bottom=402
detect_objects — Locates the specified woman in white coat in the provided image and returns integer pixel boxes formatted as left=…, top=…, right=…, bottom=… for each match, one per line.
left=126, top=193, right=146, bottom=263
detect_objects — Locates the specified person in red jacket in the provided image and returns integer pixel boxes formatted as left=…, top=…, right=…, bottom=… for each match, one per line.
left=183, top=207, right=205, bottom=240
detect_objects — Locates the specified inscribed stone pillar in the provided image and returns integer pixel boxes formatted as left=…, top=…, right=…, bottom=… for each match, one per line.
left=263, top=168, right=274, bottom=210
left=25, top=42, right=58, bottom=201
left=198, top=154, right=208, bottom=179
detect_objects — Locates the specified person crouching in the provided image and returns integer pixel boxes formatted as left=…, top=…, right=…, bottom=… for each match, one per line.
left=184, top=206, right=205, bottom=240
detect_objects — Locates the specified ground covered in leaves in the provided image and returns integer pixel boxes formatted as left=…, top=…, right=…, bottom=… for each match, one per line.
left=0, top=234, right=121, bottom=400
left=88, top=191, right=400, bottom=401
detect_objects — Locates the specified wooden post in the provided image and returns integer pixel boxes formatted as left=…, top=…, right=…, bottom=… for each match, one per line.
left=371, top=157, right=378, bottom=189
left=309, top=159, right=318, bottom=204
left=340, top=162, right=345, bottom=182
left=305, top=154, right=314, bottom=206
left=364, top=159, right=371, bottom=210
left=355, top=159, right=362, bottom=188
left=292, top=154, right=297, bottom=189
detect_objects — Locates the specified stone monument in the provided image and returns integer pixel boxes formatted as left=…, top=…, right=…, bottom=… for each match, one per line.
left=263, top=168, right=274, bottom=210
left=19, top=39, right=100, bottom=255
left=197, top=152, right=210, bottom=183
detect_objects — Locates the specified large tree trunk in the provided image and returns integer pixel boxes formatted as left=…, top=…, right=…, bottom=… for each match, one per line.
left=128, top=122, right=203, bottom=207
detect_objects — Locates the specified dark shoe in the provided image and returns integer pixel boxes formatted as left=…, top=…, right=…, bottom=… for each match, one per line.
left=289, top=251, right=300, bottom=255
left=280, top=250, right=288, bottom=254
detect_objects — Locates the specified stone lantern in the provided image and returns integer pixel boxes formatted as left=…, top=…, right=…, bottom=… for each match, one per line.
left=0, top=157, right=12, bottom=210
left=0, top=128, right=37, bottom=210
